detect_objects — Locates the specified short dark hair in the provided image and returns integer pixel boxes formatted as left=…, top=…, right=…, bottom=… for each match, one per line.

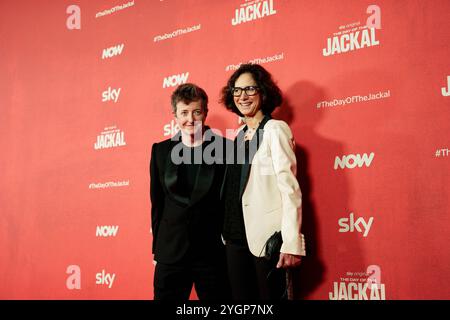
left=220, top=64, right=283, bottom=116
left=171, top=83, right=209, bottom=114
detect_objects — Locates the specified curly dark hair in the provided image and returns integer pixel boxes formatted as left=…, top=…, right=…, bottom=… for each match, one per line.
left=171, top=83, right=209, bottom=114
left=220, top=64, right=283, bottom=117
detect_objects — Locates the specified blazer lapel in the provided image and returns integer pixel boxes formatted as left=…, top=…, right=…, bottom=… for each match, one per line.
left=189, top=136, right=216, bottom=207
left=239, top=115, right=271, bottom=200
left=163, top=133, right=190, bottom=207
left=164, top=129, right=217, bottom=208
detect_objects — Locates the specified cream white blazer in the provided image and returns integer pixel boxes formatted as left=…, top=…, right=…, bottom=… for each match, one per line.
left=240, top=119, right=306, bottom=257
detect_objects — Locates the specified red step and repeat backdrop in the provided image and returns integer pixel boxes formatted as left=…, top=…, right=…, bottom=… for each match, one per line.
left=1, top=0, right=449, bottom=300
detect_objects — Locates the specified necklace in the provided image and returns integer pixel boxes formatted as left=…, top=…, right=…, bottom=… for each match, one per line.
left=244, top=121, right=261, bottom=141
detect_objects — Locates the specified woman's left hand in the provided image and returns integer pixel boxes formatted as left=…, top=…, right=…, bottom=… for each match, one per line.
left=276, top=253, right=302, bottom=268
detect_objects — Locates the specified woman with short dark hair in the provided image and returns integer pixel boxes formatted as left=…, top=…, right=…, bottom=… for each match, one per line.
left=150, top=83, right=229, bottom=300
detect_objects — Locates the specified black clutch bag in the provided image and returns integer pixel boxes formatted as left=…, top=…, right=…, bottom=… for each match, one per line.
left=264, top=231, right=282, bottom=260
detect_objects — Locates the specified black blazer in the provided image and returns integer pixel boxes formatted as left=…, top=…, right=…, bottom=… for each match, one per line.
left=150, top=129, right=229, bottom=264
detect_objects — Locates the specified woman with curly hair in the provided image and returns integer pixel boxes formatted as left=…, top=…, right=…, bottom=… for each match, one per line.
left=220, top=64, right=306, bottom=300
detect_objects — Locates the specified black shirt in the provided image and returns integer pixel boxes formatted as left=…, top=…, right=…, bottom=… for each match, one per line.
left=177, top=143, right=202, bottom=199
left=222, top=136, right=256, bottom=243
left=222, top=120, right=266, bottom=243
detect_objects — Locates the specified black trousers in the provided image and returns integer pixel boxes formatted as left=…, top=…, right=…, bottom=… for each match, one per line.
left=225, top=241, right=287, bottom=300
left=153, top=255, right=230, bottom=301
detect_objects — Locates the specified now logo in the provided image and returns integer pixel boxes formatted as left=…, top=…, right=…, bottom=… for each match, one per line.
left=163, top=72, right=189, bottom=88
left=102, top=44, right=124, bottom=59
left=96, top=225, right=119, bottom=237
left=334, top=152, right=375, bottom=170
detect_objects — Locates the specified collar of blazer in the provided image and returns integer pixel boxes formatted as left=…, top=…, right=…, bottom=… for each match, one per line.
left=236, top=115, right=272, bottom=200
left=164, top=126, right=217, bottom=208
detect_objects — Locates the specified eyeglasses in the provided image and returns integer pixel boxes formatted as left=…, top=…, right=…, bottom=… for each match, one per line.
left=231, top=86, right=259, bottom=97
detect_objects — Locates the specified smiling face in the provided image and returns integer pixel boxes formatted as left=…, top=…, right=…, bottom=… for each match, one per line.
left=233, top=72, right=262, bottom=118
left=174, top=99, right=206, bottom=136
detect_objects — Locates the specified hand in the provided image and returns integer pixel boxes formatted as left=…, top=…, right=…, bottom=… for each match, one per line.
left=276, top=253, right=302, bottom=268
